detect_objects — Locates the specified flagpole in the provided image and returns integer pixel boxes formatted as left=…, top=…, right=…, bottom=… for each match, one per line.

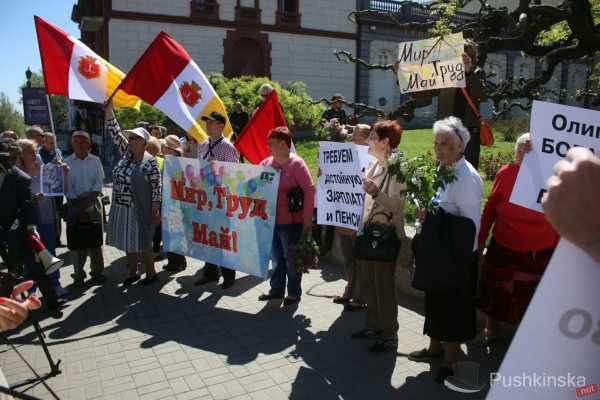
left=45, top=94, right=61, bottom=161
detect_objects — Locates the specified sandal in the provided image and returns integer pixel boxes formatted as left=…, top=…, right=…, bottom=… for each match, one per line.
left=333, top=296, right=351, bottom=304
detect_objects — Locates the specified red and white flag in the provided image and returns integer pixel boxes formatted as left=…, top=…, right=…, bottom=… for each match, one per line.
left=115, top=32, right=232, bottom=143
left=235, top=91, right=287, bottom=164
left=34, top=16, right=140, bottom=108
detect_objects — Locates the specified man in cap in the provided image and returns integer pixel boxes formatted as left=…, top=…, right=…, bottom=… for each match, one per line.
left=194, top=111, right=239, bottom=289
left=321, top=94, right=348, bottom=124
left=63, top=130, right=106, bottom=287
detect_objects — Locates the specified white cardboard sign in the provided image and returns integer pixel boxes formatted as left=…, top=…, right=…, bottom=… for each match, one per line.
left=487, top=239, right=600, bottom=399
left=510, top=101, right=600, bottom=212
left=397, top=32, right=466, bottom=94
left=316, top=142, right=374, bottom=231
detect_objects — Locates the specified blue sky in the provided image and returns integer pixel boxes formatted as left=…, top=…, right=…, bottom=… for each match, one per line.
left=0, top=1, right=78, bottom=108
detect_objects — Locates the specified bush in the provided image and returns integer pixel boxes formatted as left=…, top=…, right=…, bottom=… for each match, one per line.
left=479, top=150, right=514, bottom=180
left=207, top=74, right=325, bottom=130
left=492, top=118, right=530, bottom=142
left=114, top=75, right=326, bottom=133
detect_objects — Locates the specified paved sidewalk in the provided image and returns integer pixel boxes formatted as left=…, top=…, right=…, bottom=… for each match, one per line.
left=1, top=188, right=508, bottom=400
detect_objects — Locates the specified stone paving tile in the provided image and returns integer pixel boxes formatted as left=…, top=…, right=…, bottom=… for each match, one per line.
left=0, top=185, right=506, bottom=399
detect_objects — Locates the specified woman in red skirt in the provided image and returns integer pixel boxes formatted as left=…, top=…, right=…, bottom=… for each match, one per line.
left=477, top=133, right=559, bottom=343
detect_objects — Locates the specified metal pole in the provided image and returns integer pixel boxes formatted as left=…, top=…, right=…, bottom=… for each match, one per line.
left=45, top=94, right=61, bottom=161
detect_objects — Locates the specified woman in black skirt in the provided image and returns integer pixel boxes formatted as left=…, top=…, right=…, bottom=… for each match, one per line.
left=408, top=116, right=483, bottom=384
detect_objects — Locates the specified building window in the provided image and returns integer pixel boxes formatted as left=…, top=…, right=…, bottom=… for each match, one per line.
left=191, top=0, right=219, bottom=19
left=276, top=0, right=301, bottom=27
left=377, top=50, right=390, bottom=65
left=235, top=0, right=261, bottom=24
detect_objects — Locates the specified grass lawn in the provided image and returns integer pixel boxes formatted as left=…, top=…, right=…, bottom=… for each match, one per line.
left=295, top=129, right=515, bottom=206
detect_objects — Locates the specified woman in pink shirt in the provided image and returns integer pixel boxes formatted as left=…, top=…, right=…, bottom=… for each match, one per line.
left=258, top=127, right=315, bottom=305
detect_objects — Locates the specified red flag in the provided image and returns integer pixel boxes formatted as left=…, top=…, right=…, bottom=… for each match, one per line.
left=235, top=91, right=287, bottom=164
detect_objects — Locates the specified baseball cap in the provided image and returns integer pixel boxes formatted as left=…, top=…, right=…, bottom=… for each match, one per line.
left=72, top=130, right=91, bottom=141
left=124, top=127, right=150, bottom=141
left=201, top=111, right=226, bottom=124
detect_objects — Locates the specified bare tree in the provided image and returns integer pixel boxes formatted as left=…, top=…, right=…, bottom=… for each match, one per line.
left=332, top=0, right=600, bottom=119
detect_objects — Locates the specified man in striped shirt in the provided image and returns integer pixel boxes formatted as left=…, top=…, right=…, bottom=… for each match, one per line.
left=195, top=112, right=240, bottom=289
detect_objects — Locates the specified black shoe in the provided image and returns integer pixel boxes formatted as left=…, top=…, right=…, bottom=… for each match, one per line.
left=408, top=348, right=444, bottom=362
left=351, top=329, right=380, bottom=340
left=258, top=293, right=283, bottom=301
left=369, top=339, right=398, bottom=353
left=164, top=263, right=186, bottom=272
left=122, top=274, right=140, bottom=286
left=90, top=275, right=106, bottom=284
left=435, top=367, right=454, bottom=384
left=140, top=275, right=158, bottom=286
left=283, top=297, right=300, bottom=306
left=343, top=303, right=364, bottom=312
left=194, top=276, right=218, bottom=286
left=220, top=280, right=234, bottom=289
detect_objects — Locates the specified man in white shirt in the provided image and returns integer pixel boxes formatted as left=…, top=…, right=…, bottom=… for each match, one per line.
left=64, top=131, right=106, bottom=286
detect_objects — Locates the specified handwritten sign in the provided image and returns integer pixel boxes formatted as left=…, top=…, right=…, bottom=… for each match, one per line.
left=487, top=240, right=600, bottom=399
left=397, top=32, right=465, bottom=94
left=40, top=163, right=64, bottom=197
left=510, top=101, right=600, bottom=212
left=317, top=142, right=374, bottom=231
left=162, top=157, right=280, bottom=278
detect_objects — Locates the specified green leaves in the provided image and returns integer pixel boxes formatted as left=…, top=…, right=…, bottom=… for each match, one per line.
left=206, top=74, right=325, bottom=130
left=387, top=152, right=457, bottom=213
left=290, top=232, right=320, bottom=274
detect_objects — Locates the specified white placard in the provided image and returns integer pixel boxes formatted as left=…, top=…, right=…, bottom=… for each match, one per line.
left=510, top=100, right=600, bottom=212
left=316, top=142, right=374, bottom=231
left=397, top=32, right=466, bottom=94
left=40, top=163, right=65, bottom=197
left=487, top=239, right=600, bottom=399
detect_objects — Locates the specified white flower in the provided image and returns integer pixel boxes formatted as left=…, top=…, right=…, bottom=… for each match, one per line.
left=414, top=167, right=425, bottom=179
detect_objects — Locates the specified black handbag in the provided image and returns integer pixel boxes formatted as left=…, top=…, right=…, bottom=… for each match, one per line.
left=287, top=186, right=304, bottom=213
left=354, top=211, right=401, bottom=262
left=353, top=172, right=401, bottom=262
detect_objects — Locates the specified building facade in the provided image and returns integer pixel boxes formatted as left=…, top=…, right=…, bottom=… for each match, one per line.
left=72, top=0, right=593, bottom=131
left=72, top=0, right=358, bottom=102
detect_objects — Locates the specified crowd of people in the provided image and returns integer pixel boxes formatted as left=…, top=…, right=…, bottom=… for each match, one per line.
left=1, top=61, right=599, bottom=388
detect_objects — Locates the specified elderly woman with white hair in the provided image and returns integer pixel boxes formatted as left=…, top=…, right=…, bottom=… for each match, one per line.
left=476, top=133, right=558, bottom=343
left=408, top=116, right=483, bottom=384
left=105, top=102, right=162, bottom=286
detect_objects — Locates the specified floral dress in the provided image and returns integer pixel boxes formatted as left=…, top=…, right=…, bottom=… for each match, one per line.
left=105, top=118, right=161, bottom=252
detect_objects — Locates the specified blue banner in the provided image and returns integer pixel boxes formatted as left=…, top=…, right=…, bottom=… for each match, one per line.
left=162, top=156, right=280, bottom=278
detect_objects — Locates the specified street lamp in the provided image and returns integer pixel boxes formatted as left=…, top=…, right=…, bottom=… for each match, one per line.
left=26, top=67, right=32, bottom=88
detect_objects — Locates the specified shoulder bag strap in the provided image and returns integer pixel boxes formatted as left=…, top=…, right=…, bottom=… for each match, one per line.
left=460, top=87, right=481, bottom=120
left=367, top=172, right=392, bottom=224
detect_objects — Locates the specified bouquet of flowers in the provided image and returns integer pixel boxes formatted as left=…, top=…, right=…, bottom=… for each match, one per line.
left=387, top=152, right=457, bottom=231
left=289, top=232, right=320, bottom=273
left=320, top=118, right=350, bottom=142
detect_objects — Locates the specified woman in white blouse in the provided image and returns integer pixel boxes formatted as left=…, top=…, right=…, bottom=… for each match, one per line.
left=408, top=116, right=483, bottom=384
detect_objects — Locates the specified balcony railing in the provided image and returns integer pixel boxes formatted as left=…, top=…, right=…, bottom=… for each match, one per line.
left=359, top=0, right=475, bottom=24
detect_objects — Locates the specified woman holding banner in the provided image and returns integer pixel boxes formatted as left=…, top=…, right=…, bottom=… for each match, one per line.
left=476, top=133, right=559, bottom=344
left=350, top=120, right=406, bottom=353
left=334, top=123, right=371, bottom=311
left=17, top=138, right=69, bottom=297
left=105, top=103, right=162, bottom=286
left=258, top=127, right=315, bottom=306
